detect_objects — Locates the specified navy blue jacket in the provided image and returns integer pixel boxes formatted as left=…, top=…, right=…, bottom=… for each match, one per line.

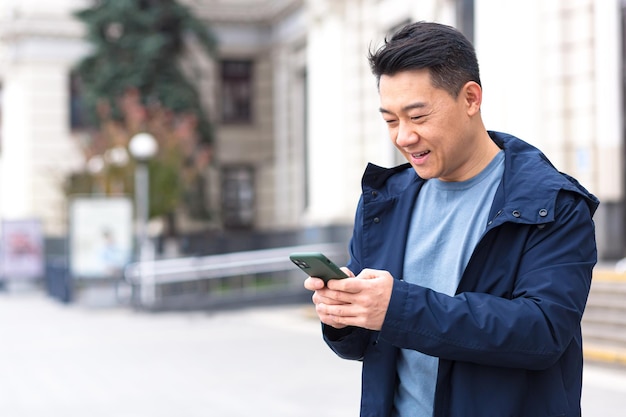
left=323, top=132, right=599, bottom=417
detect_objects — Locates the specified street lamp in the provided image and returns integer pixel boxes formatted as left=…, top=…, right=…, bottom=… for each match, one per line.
left=128, top=132, right=158, bottom=307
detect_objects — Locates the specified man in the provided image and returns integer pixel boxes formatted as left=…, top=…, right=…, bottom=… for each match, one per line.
left=304, top=21, right=598, bottom=417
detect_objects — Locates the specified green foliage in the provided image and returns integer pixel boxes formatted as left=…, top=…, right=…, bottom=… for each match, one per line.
left=148, top=151, right=182, bottom=218
left=74, top=0, right=217, bottom=143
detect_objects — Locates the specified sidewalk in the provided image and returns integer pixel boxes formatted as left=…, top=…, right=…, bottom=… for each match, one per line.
left=0, top=292, right=360, bottom=417
left=0, top=291, right=624, bottom=416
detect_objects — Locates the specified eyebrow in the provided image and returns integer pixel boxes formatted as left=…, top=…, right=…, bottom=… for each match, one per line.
left=379, top=102, right=427, bottom=114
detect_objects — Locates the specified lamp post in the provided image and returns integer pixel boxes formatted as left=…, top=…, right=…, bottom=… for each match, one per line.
left=86, top=155, right=105, bottom=194
left=128, top=132, right=158, bottom=307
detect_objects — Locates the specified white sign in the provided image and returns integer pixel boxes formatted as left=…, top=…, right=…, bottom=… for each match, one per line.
left=69, top=197, right=133, bottom=278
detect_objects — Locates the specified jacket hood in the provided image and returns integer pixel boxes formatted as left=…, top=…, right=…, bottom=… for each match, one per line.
left=490, top=131, right=599, bottom=220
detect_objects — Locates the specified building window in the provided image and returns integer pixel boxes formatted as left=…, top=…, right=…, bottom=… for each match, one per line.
left=0, top=83, right=3, bottom=153
left=220, top=60, right=253, bottom=124
left=222, top=165, right=255, bottom=228
left=457, top=0, right=475, bottom=43
left=69, top=71, right=92, bottom=130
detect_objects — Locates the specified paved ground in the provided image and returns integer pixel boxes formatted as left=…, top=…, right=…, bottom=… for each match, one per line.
left=0, top=292, right=625, bottom=416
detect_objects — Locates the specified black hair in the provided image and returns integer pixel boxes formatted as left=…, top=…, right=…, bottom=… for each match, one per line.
left=368, top=21, right=481, bottom=97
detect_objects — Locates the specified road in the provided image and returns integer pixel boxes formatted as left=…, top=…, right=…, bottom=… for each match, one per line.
left=0, top=292, right=624, bottom=416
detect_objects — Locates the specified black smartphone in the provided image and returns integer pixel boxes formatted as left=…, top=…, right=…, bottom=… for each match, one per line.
left=289, top=252, right=348, bottom=284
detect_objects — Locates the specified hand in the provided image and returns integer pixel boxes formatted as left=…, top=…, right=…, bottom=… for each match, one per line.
left=304, top=267, right=354, bottom=329
left=307, top=268, right=394, bottom=331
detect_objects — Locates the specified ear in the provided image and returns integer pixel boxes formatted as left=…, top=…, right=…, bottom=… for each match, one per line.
left=462, top=81, right=482, bottom=116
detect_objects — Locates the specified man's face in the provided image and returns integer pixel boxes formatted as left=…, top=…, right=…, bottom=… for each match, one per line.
left=379, top=69, right=479, bottom=182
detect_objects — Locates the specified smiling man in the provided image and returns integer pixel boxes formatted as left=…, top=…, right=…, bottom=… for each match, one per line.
left=304, top=21, right=599, bottom=417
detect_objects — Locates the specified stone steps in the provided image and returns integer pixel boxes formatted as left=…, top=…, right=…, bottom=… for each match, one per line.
left=582, top=271, right=626, bottom=365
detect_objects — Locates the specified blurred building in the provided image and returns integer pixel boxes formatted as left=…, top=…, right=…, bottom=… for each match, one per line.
left=0, top=0, right=623, bottom=260
left=0, top=0, right=87, bottom=237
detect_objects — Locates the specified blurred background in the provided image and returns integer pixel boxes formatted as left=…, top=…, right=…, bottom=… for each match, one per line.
left=0, top=1, right=626, bottom=416
left=0, top=0, right=624, bottom=307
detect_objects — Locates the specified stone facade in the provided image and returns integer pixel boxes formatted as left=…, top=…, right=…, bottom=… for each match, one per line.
left=0, top=0, right=89, bottom=236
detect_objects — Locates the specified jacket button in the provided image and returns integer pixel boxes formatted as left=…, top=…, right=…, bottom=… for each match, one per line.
left=512, top=210, right=521, bottom=218
left=539, top=209, right=548, bottom=217
left=372, top=191, right=378, bottom=197
left=373, top=217, right=380, bottom=223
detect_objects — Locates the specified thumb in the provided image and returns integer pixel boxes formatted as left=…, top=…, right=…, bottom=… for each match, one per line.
left=340, top=267, right=355, bottom=278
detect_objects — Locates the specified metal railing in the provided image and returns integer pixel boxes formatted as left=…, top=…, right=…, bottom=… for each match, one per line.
left=124, top=242, right=347, bottom=309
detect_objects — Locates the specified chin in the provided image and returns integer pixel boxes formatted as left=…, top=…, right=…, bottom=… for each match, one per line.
left=412, top=167, right=432, bottom=179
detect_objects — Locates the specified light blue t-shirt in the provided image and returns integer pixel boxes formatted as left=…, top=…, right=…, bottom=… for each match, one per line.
left=392, top=151, right=505, bottom=417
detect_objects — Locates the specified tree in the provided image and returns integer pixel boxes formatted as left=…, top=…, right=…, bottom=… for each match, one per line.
left=69, top=0, right=217, bottom=234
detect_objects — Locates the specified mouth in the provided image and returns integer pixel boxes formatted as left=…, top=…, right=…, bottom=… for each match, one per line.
left=408, top=150, right=431, bottom=166
left=411, top=150, right=430, bottom=159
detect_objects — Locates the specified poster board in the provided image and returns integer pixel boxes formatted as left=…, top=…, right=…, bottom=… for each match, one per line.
left=1, top=219, right=44, bottom=279
left=69, top=197, right=133, bottom=278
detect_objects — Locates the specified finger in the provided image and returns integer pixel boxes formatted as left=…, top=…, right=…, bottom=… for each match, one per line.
left=304, top=276, right=325, bottom=291
left=317, top=302, right=358, bottom=320
left=320, top=304, right=372, bottom=330
left=312, top=286, right=349, bottom=305
left=318, top=312, right=348, bottom=329
left=356, top=268, right=390, bottom=280
left=310, top=301, right=343, bottom=327
left=317, top=308, right=346, bottom=328
left=326, top=277, right=363, bottom=293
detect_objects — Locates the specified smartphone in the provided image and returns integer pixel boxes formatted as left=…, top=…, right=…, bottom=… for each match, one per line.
left=289, top=252, right=348, bottom=284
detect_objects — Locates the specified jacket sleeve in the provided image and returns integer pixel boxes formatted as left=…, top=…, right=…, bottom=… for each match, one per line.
left=379, top=191, right=596, bottom=370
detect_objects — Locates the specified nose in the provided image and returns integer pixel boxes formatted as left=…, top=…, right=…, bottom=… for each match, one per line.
left=395, top=121, right=418, bottom=148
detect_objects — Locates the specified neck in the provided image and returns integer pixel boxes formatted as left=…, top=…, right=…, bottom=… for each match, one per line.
left=453, top=130, right=500, bottom=182
left=473, top=130, right=501, bottom=171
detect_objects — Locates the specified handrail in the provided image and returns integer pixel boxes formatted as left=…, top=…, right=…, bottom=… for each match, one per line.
left=124, top=242, right=347, bottom=285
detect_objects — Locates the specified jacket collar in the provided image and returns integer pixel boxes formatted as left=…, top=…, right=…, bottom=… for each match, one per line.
left=361, top=131, right=599, bottom=226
